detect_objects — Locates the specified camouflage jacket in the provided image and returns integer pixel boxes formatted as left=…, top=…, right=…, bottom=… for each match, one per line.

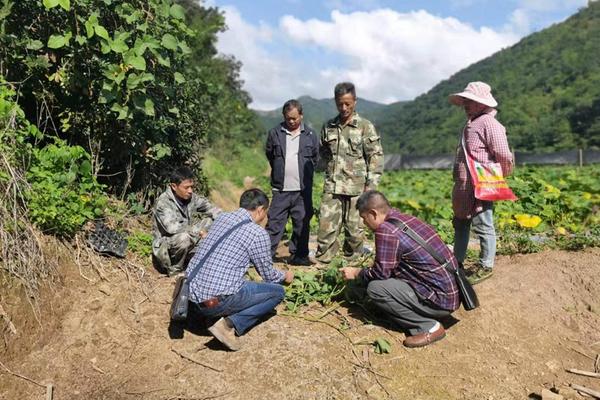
left=152, top=187, right=221, bottom=254
left=320, top=112, right=384, bottom=195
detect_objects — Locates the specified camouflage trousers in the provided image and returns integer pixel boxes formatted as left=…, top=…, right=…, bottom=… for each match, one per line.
left=153, top=232, right=196, bottom=276
left=315, top=193, right=363, bottom=263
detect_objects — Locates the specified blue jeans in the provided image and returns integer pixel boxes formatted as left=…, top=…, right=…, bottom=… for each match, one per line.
left=453, top=202, right=496, bottom=269
left=192, top=281, right=285, bottom=335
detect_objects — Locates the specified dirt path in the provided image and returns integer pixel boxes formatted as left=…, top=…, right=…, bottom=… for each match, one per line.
left=1, top=246, right=600, bottom=400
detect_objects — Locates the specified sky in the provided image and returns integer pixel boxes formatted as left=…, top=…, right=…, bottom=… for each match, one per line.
left=202, top=0, right=588, bottom=110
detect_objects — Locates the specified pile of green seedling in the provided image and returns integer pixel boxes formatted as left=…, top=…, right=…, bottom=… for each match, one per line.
left=284, top=255, right=372, bottom=313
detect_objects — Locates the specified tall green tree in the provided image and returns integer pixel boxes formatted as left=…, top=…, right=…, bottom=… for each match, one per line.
left=0, top=0, right=231, bottom=195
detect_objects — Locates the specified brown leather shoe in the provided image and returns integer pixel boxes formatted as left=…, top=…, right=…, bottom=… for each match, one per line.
left=403, top=324, right=446, bottom=348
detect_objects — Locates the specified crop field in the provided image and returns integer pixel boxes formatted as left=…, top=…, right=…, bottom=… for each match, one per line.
left=305, top=165, right=600, bottom=255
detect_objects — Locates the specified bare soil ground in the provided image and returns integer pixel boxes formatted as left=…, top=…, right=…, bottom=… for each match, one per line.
left=2, top=237, right=600, bottom=400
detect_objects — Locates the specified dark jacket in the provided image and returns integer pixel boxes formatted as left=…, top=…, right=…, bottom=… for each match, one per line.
left=265, top=122, right=319, bottom=192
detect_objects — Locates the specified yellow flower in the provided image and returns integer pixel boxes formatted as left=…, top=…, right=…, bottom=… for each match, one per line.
left=514, top=214, right=542, bottom=228
left=555, top=227, right=567, bottom=235
left=582, top=192, right=592, bottom=200
left=545, top=184, right=560, bottom=194
left=406, top=199, right=421, bottom=210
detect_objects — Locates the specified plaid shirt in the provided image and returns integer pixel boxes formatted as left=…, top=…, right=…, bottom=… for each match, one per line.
left=452, top=109, right=513, bottom=219
left=359, top=209, right=460, bottom=311
left=187, top=208, right=285, bottom=303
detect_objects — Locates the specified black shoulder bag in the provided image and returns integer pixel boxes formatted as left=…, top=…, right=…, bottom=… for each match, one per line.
left=170, top=219, right=251, bottom=321
left=388, top=219, right=479, bottom=311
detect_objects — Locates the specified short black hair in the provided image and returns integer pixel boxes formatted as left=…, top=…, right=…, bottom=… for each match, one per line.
left=239, top=188, right=270, bottom=211
left=170, top=166, right=195, bottom=184
left=334, top=82, right=356, bottom=99
left=282, top=99, right=303, bottom=115
left=356, top=190, right=390, bottom=214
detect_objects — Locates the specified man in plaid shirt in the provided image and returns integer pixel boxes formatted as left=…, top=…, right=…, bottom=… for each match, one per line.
left=187, top=189, right=294, bottom=351
left=340, top=191, right=459, bottom=348
left=449, top=82, right=514, bottom=284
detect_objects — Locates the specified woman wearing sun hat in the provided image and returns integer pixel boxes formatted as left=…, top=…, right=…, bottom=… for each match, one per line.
left=449, top=81, right=514, bottom=284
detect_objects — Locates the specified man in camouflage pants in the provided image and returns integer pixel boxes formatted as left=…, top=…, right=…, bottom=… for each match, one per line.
left=315, top=82, right=384, bottom=263
left=152, top=166, right=221, bottom=276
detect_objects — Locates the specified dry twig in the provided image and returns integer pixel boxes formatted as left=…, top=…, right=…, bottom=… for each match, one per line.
left=170, top=348, right=223, bottom=372
left=566, top=368, right=600, bottom=378
left=0, top=303, right=17, bottom=334
left=571, top=383, right=600, bottom=399
left=0, top=359, right=46, bottom=388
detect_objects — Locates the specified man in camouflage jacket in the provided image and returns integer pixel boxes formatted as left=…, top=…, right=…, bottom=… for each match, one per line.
left=315, top=82, right=384, bottom=263
left=152, top=167, right=221, bottom=276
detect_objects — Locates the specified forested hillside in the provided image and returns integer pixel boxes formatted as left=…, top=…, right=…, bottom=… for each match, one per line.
left=378, top=1, right=600, bottom=155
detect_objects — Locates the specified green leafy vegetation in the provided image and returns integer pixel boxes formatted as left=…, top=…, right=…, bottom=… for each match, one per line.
left=284, top=265, right=345, bottom=313
left=26, top=139, right=107, bottom=236
left=0, top=79, right=105, bottom=237
left=377, top=166, right=600, bottom=255
left=127, top=230, right=153, bottom=258
left=1, top=0, right=260, bottom=196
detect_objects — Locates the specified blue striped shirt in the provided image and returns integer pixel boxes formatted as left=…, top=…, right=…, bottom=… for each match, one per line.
left=187, top=208, right=285, bottom=303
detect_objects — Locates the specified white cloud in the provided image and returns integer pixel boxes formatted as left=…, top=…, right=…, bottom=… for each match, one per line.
left=214, top=6, right=297, bottom=109
left=216, top=6, right=590, bottom=109
left=278, top=9, right=518, bottom=105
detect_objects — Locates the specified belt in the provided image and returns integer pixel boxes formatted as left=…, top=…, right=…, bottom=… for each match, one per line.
left=199, top=297, right=220, bottom=308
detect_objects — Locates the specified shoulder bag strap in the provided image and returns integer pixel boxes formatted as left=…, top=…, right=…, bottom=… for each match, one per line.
left=388, top=219, right=455, bottom=273
left=187, top=219, right=251, bottom=281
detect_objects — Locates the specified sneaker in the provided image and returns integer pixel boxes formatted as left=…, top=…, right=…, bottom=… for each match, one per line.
left=207, top=317, right=240, bottom=351
left=467, top=267, right=493, bottom=285
left=288, top=256, right=314, bottom=266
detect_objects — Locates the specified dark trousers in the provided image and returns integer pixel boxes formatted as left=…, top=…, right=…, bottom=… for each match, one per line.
left=266, top=190, right=313, bottom=258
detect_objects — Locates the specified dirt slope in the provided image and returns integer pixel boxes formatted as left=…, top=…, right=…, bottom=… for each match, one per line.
left=1, top=246, right=600, bottom=400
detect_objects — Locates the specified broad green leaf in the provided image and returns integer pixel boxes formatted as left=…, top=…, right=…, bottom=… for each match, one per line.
left=43, top=0, right=59, bottom=9
left=113, top=70, right=126, bottom=85
left=178, top=41, right=191, bottom=54
left=161, top=34, right=178, bottom=51
left=100, top=40, right=111, bottom=54
left=47, top=34, right=66, bottom=49
left=174, top=72, right=185, bottom=84
left=95, top=25, right=110, bottom=40
left=80, top=160, right=92, bottom=175
left=168, top=107, right=180, bottom=116
left=126, top=73, right=141, bottom=90
left=125, top=54, right=146, bottom=71
left=125, top=11, right=140, bottom=24
left=144, top=98, right=155, bottom=117
left=139, top=72, right=155, bottom=83
left=110, top=39, right=129, bottom=53
left=75, top=35, right=86, bottom=45
left=26, top=40, right=44, bottom=50
left=110, top=103, right=129, bottom=120
left=374, top=338, right=391, bottom=354
left=58, top=0, right=70, bottom=11
left=152, top=50, right=171, bottom=67
left=84, top=19, right=94, bottom=38
left=169, top=4, right=186, bottom=20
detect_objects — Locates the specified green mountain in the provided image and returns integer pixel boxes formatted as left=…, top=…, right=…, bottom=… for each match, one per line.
left=378, top=1, right=600, bottom=155
left=254, top=95, right=390, bottom=133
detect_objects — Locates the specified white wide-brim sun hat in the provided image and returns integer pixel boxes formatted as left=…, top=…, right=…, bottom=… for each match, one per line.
left=449, top=81, right=498, bottom=108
